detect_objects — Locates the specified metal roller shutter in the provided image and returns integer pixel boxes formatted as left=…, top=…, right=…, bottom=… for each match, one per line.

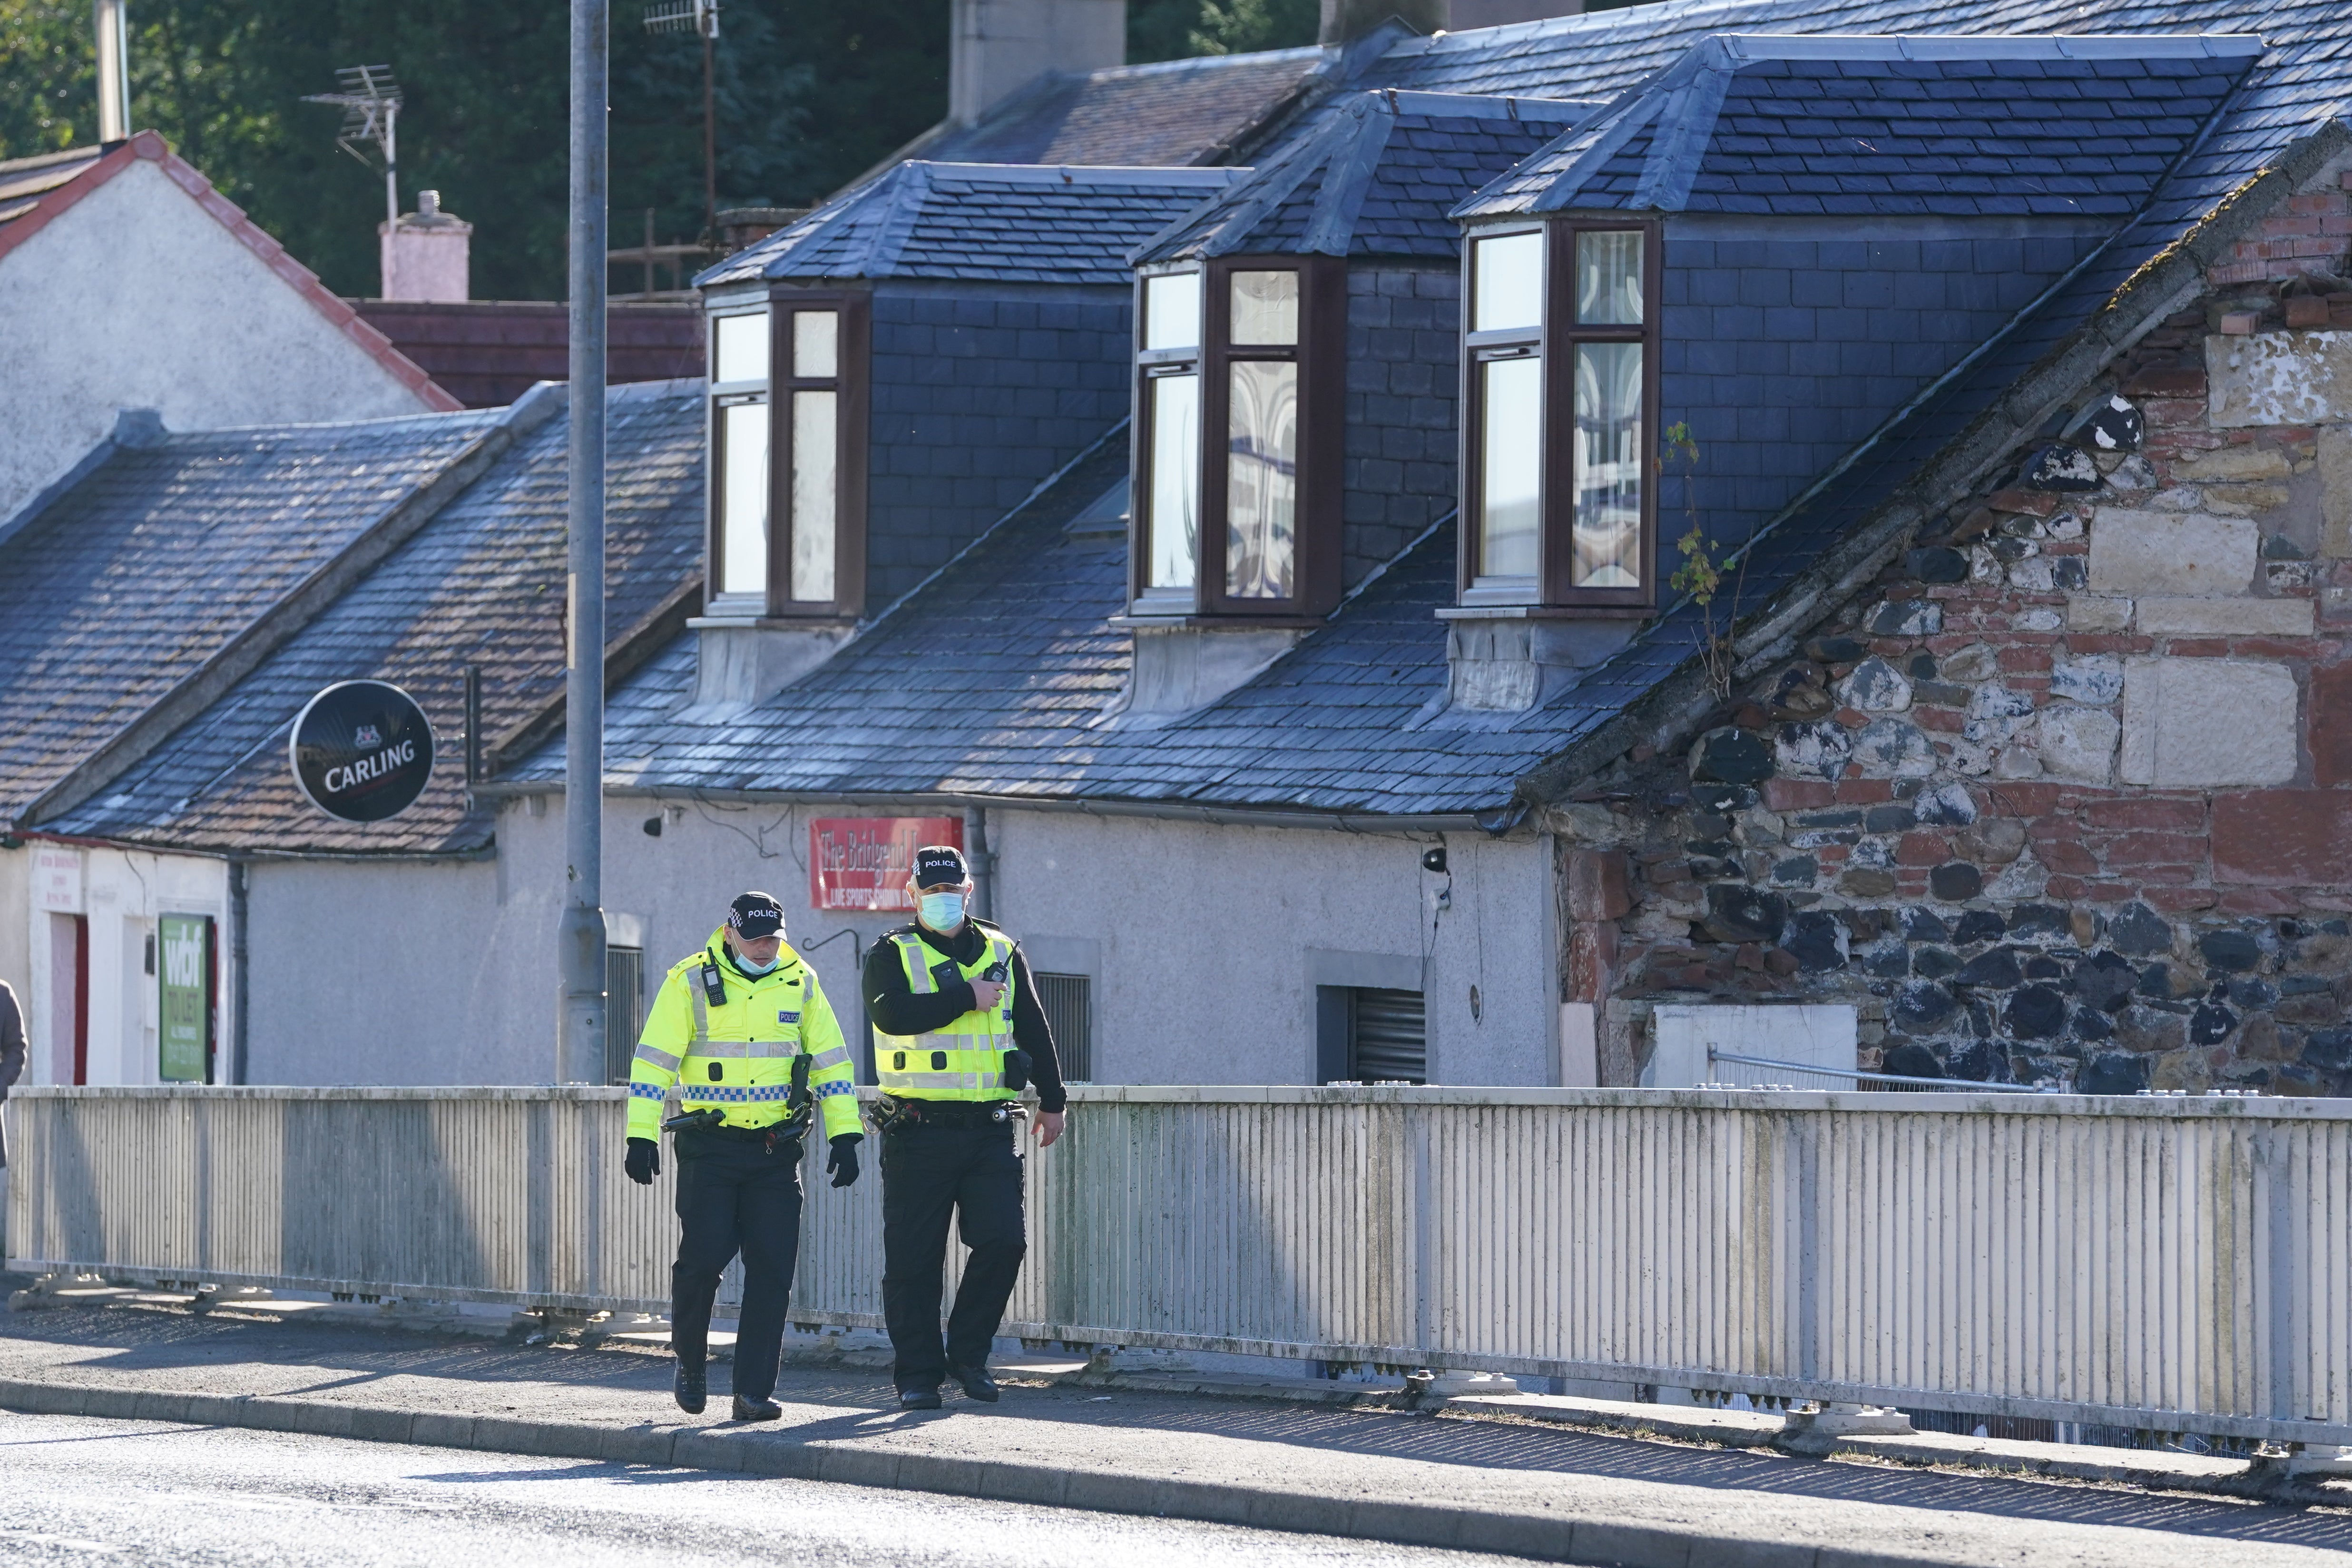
left=1034, top=971, right=1093, bottom=1082
left=1350, top=987, right=1425, bottom=1084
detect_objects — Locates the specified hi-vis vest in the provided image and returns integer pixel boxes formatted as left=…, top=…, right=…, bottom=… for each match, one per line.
left=873, top=926, right=1016, bottom=1100
left=627, top=930, right=862, bottom=1142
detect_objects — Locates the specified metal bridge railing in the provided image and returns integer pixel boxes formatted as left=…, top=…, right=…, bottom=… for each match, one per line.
left=1705, top=1047, right=2053, bottom=1093
left=7, top=1083, right=2348, bottom=1446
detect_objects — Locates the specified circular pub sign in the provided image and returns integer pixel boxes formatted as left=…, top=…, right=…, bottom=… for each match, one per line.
left=289, top=680, right=436, bottom=822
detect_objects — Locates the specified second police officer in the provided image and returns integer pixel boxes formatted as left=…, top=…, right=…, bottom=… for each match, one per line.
left=624, top=892, right=863, bottom=1422
left=863, top=845, right=1067, bottom=1409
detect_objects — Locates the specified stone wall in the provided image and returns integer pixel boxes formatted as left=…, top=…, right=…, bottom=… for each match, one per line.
left=1573, top=168, right=2352, bottom=1098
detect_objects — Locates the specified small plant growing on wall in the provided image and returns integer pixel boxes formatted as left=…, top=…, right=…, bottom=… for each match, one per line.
left=1662, top=421, right=1745, bottom=697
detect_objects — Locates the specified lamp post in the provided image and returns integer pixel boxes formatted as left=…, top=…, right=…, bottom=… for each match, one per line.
left=558, top=0, right=610, bottom=1084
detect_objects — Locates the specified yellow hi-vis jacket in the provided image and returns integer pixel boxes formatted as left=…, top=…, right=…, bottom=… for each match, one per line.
left=872, top=922, right=1017, bottom=1100
left=627, top=929, right=861, bottom=1142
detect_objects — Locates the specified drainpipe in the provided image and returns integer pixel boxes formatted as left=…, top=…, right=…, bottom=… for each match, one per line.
left=228, top=858, right=249, bottom=1085
left=964, top=805, right=994, bottom=922
left=94, top=0, right=130, bottom=144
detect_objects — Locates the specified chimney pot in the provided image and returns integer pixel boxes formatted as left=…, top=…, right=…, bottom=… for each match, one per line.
left=381, top=194, right=472, bottom=303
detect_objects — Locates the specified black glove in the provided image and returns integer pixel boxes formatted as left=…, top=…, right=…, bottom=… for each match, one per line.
left=826, top=1133, right=862, bottom=1189
left=625, top=1137, right=659, bottom=1186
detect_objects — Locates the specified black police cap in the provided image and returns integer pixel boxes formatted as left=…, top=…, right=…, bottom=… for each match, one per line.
left=912, top=845, right=968, bottom=890
left=727, top=892, right=784, bottom=939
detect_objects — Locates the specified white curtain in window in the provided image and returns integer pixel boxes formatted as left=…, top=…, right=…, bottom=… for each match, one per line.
left=790, top=390, right=836, bottom=602
left=719, top=400, right=768, bottom=596
left=1225, top=360, right=1297, bottom=599
left=1146, top=372, right=1200, bottom=590
left=1573, top=342, right=1643, bottom=588
left=1575, top=231, right=1644, bottom=326
left=1477, top=356, right=1541, bottom=580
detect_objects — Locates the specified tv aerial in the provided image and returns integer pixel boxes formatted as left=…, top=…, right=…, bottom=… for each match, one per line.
left=303, top=65, right=402, bottom=225
left=642, top=0, right=720, bottom=242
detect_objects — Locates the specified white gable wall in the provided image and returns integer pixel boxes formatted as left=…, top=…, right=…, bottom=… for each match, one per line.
left=0, top=156, right=439, bottom=523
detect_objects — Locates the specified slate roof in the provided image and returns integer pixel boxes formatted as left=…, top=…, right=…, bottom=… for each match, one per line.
left=1455, top=34, right=2262, bottom=219
left=1135, top=89, right=1601, bottom=263
left=911, top=48, right=1331, bottom=168
left=44, top=382, right=706, bottom=855
left=512, top=433, right=1572, bottom=819
left=697, top=162, right=1245, bottom=290
left=0, top=144, right=106, bottom=235
left=0, top=407, right=505, bottom=831
left=563, top=0, right=2352, bottom=822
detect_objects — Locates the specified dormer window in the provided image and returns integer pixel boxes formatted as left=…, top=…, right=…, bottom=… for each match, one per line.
left=1461, top=221, right=1657, bottom=610
left=1131, top=258, right=1341, bottom=618
left=705, top=291, right=869, bottom=620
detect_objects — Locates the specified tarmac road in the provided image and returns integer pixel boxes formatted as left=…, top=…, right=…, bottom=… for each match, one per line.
left=0, top=1410, right=1520, bottom=1567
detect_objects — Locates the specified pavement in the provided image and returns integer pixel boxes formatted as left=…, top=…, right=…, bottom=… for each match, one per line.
left=0, top=1294, right=2347, bottom=1567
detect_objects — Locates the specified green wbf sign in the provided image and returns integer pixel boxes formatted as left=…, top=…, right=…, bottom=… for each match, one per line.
left=158, top=914, right=213, bottom=1083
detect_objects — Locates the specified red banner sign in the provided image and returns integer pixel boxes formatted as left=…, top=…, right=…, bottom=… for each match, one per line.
left=808, top=817, right=962, bottom=911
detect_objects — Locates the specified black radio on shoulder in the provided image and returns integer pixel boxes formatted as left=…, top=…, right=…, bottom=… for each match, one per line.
left=699, top=962, right=727, bottom=1008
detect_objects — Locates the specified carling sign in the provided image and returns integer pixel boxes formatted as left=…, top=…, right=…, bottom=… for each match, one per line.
left=808, top=817, right=961, bottom=911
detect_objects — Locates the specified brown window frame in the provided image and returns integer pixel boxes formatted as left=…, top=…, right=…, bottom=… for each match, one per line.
left=1129, top=255, right=1344, bottom=620
left=705, top=304, right=773, bottom=613
left=1459, top=217, right=1662, bottom=612
left=766, top=288, right=870, bottom=621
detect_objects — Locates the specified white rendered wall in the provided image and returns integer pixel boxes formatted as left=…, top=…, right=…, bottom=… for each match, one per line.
left=0, top=157, right=438, bottom=523
left=18, top=843, right=228, bottom=1088
left=0, top=850, right=27, bottom=1037
left=241, top=795, right=1563, bottom=1090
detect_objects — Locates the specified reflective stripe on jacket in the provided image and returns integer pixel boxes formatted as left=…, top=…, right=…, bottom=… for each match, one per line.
left=627, top=928, right=861, bottom=1142
left=872, top=926, right=1015, bottom=1100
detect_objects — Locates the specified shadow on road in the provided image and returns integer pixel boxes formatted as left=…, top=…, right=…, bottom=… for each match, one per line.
left=3, top=1307, right=2344, bottom=1553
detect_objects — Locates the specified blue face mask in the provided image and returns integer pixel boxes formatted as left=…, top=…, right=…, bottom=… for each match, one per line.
left=736, top=952, right=780, bottom=976
left=919, top=891, right=967, bottom=931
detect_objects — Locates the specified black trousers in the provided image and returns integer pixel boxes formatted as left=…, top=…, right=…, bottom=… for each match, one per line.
left=879, top=1121, right=1027, bottom=1392
left=671, top=1127, right=803, bottom=1402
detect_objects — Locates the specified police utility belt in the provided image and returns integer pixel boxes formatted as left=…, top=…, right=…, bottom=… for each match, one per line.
left=872, top=1093, right=1029, bottom=1131
left=662, top=1106, right=811, bottom=1141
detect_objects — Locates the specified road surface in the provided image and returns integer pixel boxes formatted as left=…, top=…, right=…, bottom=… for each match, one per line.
left=0, top=1409, right=1519, bottom=1566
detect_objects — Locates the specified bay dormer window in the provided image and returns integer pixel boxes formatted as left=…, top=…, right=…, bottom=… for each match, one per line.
left=1460, top=222, right=1657, bottom=610
left=705, top=292, right=869, bottom=620
left=1130, top=257, right=1341, bottom=619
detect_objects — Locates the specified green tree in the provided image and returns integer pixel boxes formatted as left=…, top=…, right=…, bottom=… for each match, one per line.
left=1129, top=0, right=1317, bottom=62
left=0, top=0, right=947, bottom=299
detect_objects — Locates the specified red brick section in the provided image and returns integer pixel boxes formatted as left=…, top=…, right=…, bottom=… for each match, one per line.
left=2208, top=172, right=2352, bottom=287
left=2312, top=663, right=2352, bottom=788
left=2213, top=794, right=2352, bottom=888
left=353, top=300, right=705, bottom=410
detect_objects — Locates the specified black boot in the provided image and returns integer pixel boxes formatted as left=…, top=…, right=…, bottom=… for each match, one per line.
left=946, top=1362, right=1000, bottom=1403
left=731, top=1395, right=782, bottom=1422
left=674, top=1362, right=707, bottom=1415
left=898, top=1386, right=943, bottom=1410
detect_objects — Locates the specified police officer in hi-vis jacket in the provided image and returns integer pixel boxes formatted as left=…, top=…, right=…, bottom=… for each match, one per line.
left=862, top=845, right=1067, bottom=1408
left=625, top=892, right=863, bottom=1421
